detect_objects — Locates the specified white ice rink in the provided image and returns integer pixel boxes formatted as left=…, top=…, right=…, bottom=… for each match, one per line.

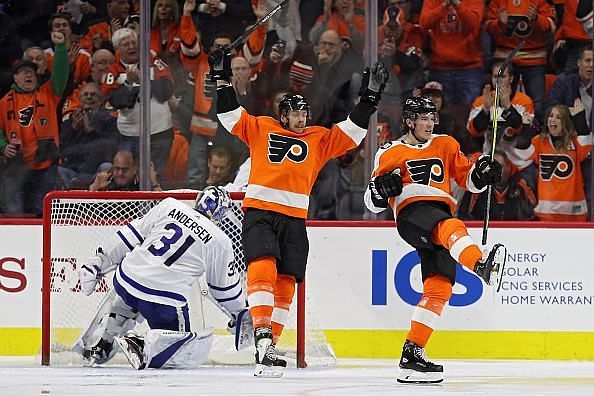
left=2, top=358, right=594, bottom=395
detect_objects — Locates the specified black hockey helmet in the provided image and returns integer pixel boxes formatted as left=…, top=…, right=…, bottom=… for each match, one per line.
left=402, top=96, right=437, bottom=122
left=278, top=94, right=311, bottom=119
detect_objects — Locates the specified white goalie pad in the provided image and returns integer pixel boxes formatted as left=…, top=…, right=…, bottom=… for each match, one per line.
left=72, top=289, right=142, bottom=364
left=144, top=328, right=214, bottom=369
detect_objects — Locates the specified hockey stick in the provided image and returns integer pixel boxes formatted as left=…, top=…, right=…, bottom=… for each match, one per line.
left=207, top=0, right=289, bottom=78
left=481, top=40, right=525, bottom=245
left=229, top=0, right=289, bottom=51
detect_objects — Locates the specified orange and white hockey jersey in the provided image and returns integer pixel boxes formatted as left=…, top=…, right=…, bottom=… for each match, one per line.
left=364, top=134, right=485, bottom=216
left=218, top=107, right=368, bottom=218
left=516, top=134, right=592, bottom=221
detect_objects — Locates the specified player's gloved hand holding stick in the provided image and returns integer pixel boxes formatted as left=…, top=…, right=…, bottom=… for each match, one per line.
left=369, top=169, right=403, bottom=208
left=208, top=47, right=233, bottom=82
left=471, top=155, right=502, bottom=190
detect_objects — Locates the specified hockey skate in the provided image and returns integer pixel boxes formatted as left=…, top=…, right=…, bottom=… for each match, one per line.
left=254, top=326, right=286, bottom=378
left=83, top=337, right=115, bottom=366
left=397, top=340, right=443, bottom=384
left=474, top=243, right=506, bottom=292
left=114, top=335, right=146, bottom=370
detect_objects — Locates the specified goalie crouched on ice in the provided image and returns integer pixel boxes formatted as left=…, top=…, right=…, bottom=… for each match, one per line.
left=364, top=97, right=507, bottom=384
left=209, top=45, right=388, bottom=377
left=75, top=187, right=252, bottom=369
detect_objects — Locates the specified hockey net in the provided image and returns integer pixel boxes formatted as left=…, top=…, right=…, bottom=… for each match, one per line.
left=40, top=190, right=336, bottom=368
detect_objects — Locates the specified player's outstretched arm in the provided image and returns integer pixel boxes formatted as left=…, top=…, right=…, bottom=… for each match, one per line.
left=348, top=62, right=389, bottom=131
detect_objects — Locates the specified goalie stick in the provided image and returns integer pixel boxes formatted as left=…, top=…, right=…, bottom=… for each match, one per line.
left=482, top=40, right=526, bottom=245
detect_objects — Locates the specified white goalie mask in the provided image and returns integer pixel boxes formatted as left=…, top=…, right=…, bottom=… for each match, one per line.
left=194, top=186, right=232, bottom=223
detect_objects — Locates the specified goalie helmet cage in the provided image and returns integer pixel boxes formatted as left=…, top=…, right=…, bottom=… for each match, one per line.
left=41, top=190, right=336, bottom=368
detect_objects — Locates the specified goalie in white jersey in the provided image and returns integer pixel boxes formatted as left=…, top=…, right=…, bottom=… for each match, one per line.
left=75, top=186, right=252, bottom=369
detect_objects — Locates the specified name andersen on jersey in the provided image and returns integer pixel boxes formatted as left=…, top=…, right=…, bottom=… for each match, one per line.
left=167, top=208, right=213, bottom=243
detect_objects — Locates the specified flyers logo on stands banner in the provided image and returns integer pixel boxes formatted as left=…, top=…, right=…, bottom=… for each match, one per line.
left=267, top=133, right=308, bottom=163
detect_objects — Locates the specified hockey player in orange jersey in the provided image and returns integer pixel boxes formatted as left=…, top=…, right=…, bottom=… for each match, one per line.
left=364, top=97, right=507, bottom=384
left=210, top=47, right=389, bottom=377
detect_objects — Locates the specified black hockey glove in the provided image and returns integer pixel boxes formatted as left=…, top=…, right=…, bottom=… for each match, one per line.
left=369, top=169, right=403, bottom=208
left=208, top=47, right=233, bottom=82
left=359, top=61, right=389, bottom=106
left=471, top=155, right=502, bottom=190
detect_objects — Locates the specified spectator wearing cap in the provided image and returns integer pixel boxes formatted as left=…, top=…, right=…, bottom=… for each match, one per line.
left=420, top=0, right=485, bottom=106
left=0, top=32, right=69, bottom=217
left=377, top=2, right=423, bottom=103
left=416, top=81, right=457, bottom=136
left=123, top=14, right=140, bottom=34
left=310, top=0, right=365, bottom=53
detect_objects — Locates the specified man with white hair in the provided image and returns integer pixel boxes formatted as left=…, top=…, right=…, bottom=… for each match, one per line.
left=102, top=28, right=175, bottom=179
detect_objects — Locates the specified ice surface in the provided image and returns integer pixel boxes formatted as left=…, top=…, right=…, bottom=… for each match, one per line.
left=1, top=358, right=594, bottom=395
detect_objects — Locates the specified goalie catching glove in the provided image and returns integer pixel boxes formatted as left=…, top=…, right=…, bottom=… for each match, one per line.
left=369, top=169, right=403, bottom=208
left=208, top=47, right=233, bottom=82
left=471, top=155, right=502, bottom=190
left=359, top=61, right=389, bottom=106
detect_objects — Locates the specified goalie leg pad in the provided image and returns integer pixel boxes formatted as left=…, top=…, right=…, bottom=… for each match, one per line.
left=73, top=289, right=140, bottom=365
left=144, top=328, right=214, bottom=369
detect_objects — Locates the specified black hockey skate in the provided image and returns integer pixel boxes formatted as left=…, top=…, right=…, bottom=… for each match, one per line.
left=474, top=243, right=506, bottom=292
left=114, top=335, right=146, bottom=370
left=254, top=326, right=287, bottom=378
left=397, top=340, right=443, bottom=384
left=83, top=337, right=115, bottom=366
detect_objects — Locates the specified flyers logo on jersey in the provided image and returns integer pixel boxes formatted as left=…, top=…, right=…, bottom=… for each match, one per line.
left=406, top=158, right=445, bottom=185
left=268, top=133, right=309, bottom=163
left=539, top=154, right=574, bottom=180
left=18, top=106, right=34, bottom=127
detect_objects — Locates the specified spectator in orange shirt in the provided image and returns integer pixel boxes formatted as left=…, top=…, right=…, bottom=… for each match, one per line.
left=515, top=102, right=592, bottom=221
left=420, top=0, right=484, bottom=106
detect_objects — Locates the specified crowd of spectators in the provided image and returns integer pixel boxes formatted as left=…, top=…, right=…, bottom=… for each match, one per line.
left=0, top=0, right=591, bottom=221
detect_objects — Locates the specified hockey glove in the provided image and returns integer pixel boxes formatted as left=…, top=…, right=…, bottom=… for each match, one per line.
left=79, top=256, right=102, bottom=296
left=359, top=61, right=389, bottom=106
left=208, top=47, right=232, bottom=82
left=471, top=155, right=502, bottom=190
left=369, top=169, right=403, bottom=208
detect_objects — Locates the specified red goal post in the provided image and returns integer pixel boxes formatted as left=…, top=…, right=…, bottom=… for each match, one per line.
left=41, top=190, right=334, bottom=367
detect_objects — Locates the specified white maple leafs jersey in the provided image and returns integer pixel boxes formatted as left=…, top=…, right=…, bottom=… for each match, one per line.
left=104, top=198, right=243, bottom=314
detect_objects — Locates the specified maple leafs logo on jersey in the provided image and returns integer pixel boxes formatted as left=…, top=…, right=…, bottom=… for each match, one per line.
left=18, top=106, right=34, bottom=127
left=539, top=154, right=573, bottom=181
left=268, top=133, right=309, bottom=163
left=406, top=158, right=445, bottom=185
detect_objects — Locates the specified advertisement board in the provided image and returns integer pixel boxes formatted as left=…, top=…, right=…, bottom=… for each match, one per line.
left=1, top=223, right=593, bottom=359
